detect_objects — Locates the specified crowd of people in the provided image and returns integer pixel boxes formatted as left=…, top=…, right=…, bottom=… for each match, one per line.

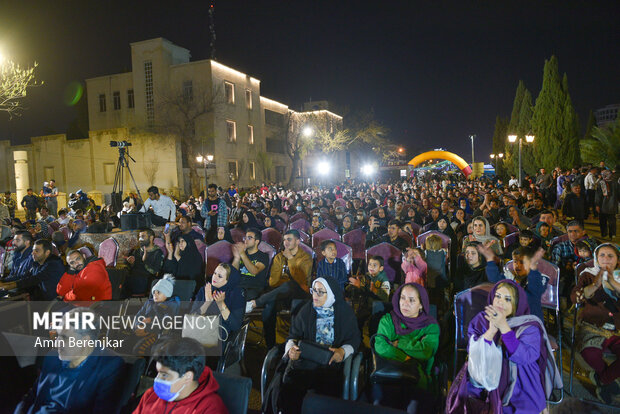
left=0, top=162, right=618, bottom=413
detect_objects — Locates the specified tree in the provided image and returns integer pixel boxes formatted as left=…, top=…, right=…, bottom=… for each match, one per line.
left=504, top=81, right=535, bottom=176
left=155, top=83, right=222, bottom=195
left=491, top=116, right=509, bottom=178
left=0, top=59, right=40, bottom=118
left=561, top=73, right=581, bottom=167
left=583, top=109, right=597, bottom=140
left=580, top=118, right=620, bottom=168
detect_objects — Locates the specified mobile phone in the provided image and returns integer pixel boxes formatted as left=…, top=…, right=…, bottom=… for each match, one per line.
left=164, top=223, right=170, bottom=234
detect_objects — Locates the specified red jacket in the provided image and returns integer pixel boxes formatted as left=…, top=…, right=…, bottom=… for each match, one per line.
left=56, top=256, right=112, bottom=301
left=134, top=367, right=228, bottom=414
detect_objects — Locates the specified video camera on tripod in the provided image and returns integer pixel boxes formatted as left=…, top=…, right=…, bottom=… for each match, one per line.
left=110, top=140, right=143, bottom=219
left=109, top=141, right=132, bottom=148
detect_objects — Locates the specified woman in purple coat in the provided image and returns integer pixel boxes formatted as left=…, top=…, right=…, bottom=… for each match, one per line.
left=448, top=279, right=561, bottom=413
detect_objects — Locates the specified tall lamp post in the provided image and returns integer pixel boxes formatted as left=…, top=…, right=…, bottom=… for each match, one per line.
left=196, top=154, right=214, bottom=194
left=300, top=126, right=314, bottom=188
left=469, top=134, right=476, bottom=165
left=490, top=153, right=504, bottom=176
left=507, top=134, right=534, bottom=187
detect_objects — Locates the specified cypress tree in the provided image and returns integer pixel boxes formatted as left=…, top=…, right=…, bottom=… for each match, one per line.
left=561, top=73, right=581, bottom=167
left=518, top=89, right=535, bottom=175
left=504, top=81, right=526, bottom=175
left=491, top=116, right=509, bottom=178
left=583, top=109, right=597, bottom=140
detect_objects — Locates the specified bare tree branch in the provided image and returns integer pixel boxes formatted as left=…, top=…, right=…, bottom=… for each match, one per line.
left=0, top=60, right=41, bottom=118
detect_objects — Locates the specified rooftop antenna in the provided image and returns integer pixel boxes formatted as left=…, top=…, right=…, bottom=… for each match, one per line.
left=208, top=0, right=216, bottom=60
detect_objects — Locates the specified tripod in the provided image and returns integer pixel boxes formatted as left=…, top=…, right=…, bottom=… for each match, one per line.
left=111, top=147, right=142, bottom=212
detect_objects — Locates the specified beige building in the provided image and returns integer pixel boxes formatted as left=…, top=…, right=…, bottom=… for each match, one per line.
left=1, top=37, right=349, bottom=205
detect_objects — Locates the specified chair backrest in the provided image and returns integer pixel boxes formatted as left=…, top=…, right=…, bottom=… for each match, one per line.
left=98, top=237, right=119, bottom=267
left=530, top=214, right=541, bottom=225
left=194, top=239, right=207, bottom=262
left=409, top=222, right=421, bottom=237
left=274, top=220, right=286, bottom=233
left=60, top=226, right=71, bottom=240
left=257, top=241, right=277, bottom=264
left=503, top=232, right=519, bottom=249
left=297, top=242, right=316, bottom=260
left=218, top=322, right=250, bottom=373
left=315, top=240, right=353, bottom=275
left=575, top=259, right=595, bottom=284
left=48, top=221, right=60, bottom=231
left=78, top=246, right=93, bottom=258
left=278, top=212, right=289, bottom=224
left=213, top=372, right=252, bottom=414
left=0, top=246, right=5, bottom=275
left=365, top=242, right=402, bottom=283
left=107, top=269, right=126, bottom=301
left=298, top=229, right=311, bottom=245
left=343, top=229, right=366, bottom=260
left=230, top=227, right=245, bottom=244
left=192, top=225, right=205, bottom=238
left=550, top=234, right=569, bottom=249
left=323, top=219, right=338, bottom=231
left=421, top=222, right=434, bottom=233
left=289, top=219, right=311, bottom=233
left=117, top=356, right=147, bottom=412
left=311, top=228, right=341, bottom=249
left=153, top=237, right=167, bottom=256
left=290, top=212, right=308, bottom=224
left=417, top=230, right=450, bottom=249
left=454, top=283, right=494, bottom=349
left=397, top=231, right=414, bottom=249
left=261, top=227, right=283, bottom=250
left=173, top=279, right=197, bottom=301
left=205, top=240, right=234, bottom=276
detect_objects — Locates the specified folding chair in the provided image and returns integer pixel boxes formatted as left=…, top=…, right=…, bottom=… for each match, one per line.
left=311, top=228, right=341, bottom=249
left=289, top=212, right=308, bottom=224
left=192, top=225, right=205, bottom=239
left=289, top=219, right=311, bottom=234
left=98, top=237, right=119, bottom=267
left=213, top=372, right=252, bottom=414
left=365, top=242, right=402, bottom=284
left=397, top=230, right=414, bottom=248
left=261, top=227, right=283, bottom=251
left=298, top=230, right=311, bottom=246
left=217, top=322, right=249, bottom=374
left=314, top=240, right=353, bottom=275
left=205, top=240, right=234, bottom=277
left=550, top=234, right=569, bottom=249
left=343, top=229, right=366, bottom=261
left=323, top=219, right=338, bottom=232
left=230, top=227, right=245, bottom=244
left=409, top=222, right=421, bottom=237
left=78, top=246, right=93, bottom=258
left=503, top=232, right=519, bottom=250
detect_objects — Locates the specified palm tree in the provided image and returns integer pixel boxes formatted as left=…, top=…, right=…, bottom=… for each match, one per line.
left=580, top=118, right=620, bottom=167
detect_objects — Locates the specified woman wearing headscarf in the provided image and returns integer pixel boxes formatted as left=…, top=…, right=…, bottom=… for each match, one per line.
left=238, top=211, right=262, bottom=231
left=191, top=263, right=245, bottom=335
left=338, top=214, right=355, bottom=235
left=163, top=233, right=204, bottom=285
left=213, top=226, right=234, bottom=244
left=35, top=220, right=50, bottom=240
left=448, top=279, right=561, bottom=414
left=458, top=197, right=473, bottom=217
left=507, top=206, right=532, bottom=231
left=271, top=277, right=360, bottom=414
left=454, top=242, right=488, bottom=291
left=373, top=283, right=440, bottom=409
left=463, top=216, right=503, bottom=256
left=451, top=208, right=468, bottom=246
left=571, top=243, right=620, bottom=403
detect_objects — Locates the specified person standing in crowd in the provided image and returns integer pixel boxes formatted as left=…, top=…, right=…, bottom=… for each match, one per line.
left=562, top=182, right=588, bottom=224
left=202, top=183, right=229, bottom=244
left=45, top=179, right=59, bottom=217
left=595, top=169, right=618, bottom=240
left=584, top=167, right=599, bottom=218
left=140, top=186, right=177, bottom=226
left=3, top=191, right=16, bottom=218
left=535, top=167, right=554, bottom=207
left=21, top=188, right=39, bottom=221
left=0, top=197, right=9, bottom=224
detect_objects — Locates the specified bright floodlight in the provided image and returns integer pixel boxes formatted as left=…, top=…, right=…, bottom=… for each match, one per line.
left=302, top=126, right=314, bottom=137
left=525, top=135, right=535, bottom=143
left=508, top=134, right=517, bottom=143
left=362, top=164, right=376, bottom=176
left=498, top=153, right=504, bottom=158
left=317, top=161, right=330, bottom=175
left=490, top=154, right=495, bottom=159
left=206, top=154, right=214, bottom=162
left=196, top=155, right=204, bottom=163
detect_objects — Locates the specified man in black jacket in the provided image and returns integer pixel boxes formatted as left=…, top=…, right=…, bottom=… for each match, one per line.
left=562, top=182, right=587, bottom=224
left=21, top=188, right=39, bottom=221
left=0, top=239, right=64, bottom=300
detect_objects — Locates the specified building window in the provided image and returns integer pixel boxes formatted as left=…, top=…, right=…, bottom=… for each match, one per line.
left=245, top=89, right=252, bottom=110
left=103, top=163, right=115, bottom=185
left=113, top=91, right=121, bottom=110
left=228, top=161, right=238, bottom=179
left=224, top=81, right=235, bottom=104
left=266, top=138, right=285, bottom=154
left=99, top=94, right=106, bottom=112
left=227, top=120, right=237, bottom=142
left=127, top=89, right=134, bottom=108
left=183, top=80, right=193, bottom=102
left=275, top=166, right=286, bottom=182
left=144, top=60, right=154, bottom=126
left=248, top=125, right=254, bottom=144
left=249, top=162, right=256, bottom=180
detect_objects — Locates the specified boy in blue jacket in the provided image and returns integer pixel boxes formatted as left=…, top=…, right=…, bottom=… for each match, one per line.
left=316, top=240, right=348, bottom=290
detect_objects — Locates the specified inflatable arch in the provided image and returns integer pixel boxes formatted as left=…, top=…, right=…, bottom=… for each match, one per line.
left=408, top=150, right=472, bottom=178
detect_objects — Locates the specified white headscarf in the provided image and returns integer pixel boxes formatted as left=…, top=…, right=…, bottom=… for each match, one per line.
left=312, top=277, right=335, bottom=308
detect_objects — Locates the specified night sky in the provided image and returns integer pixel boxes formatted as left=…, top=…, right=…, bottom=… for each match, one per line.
left=1, top=0, right=618, bottom=161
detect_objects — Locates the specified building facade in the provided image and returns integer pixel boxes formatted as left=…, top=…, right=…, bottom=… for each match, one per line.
left=594, top=104, right=619, bottom=127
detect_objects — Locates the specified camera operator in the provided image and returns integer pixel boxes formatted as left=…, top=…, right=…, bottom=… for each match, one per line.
left=140, top=186, right=176, bottom=226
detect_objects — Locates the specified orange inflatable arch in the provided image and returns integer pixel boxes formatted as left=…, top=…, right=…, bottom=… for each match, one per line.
left=408, top=150, right=472, bottom=178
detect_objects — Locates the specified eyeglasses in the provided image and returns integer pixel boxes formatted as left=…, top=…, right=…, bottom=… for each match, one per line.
left=310, top=288, right=328, bottom=297
left=242, top=236, right=255, bottom=241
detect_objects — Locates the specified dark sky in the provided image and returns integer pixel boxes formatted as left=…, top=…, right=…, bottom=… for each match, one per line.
left=1, top=0, right=618, bottom=161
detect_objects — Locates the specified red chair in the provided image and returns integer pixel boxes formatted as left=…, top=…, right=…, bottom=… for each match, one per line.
left=98, top=237, right=119, bottom=267
left=343, top=229, right=366, bottom=261
left=153, top=237, right=167, bottom=257
left=261, top=228, right=283, bottom=251
left=230, top=227, right=245, bottom=244
left=311, top=228, right=341, bottom=249
left=205, top=240, right=234, bottom=277
left=503, top=232, right=519, bottom=250
left=314, top=240, right=353, bottom=275
left=365, top=242, right=402, bottom=284
left=78, top=246, right=93, bottom=258
left=289, top=219, right=311, bottom=234
left=194, top=239, right=207, bottom=262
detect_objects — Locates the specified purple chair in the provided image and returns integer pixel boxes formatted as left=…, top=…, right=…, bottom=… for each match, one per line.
left=420, top=223, right=434, bottom=233
left=153, top=237, right=167, bottom=257
left=315, top=240, right=353, bottom=275
left=416, top=230, right=450, bottom=249
left=311, top=228, right=341, bottom=250
left=205, top=240, right=234, bottom=277
left=550, top=234, right=569, bottom=249
left=409, top=223, right=421, bottom=237
left=297, top=242, right=316, bottom=261
left=290, top=219, right=311, bottom=234
left=78, top=246, right=93, bottom=258
left=274, top=220, right=286, bottom=233
left=230, top=227, right=245, bottom=244
left=298, top=230, right=311, bottom=246
left=323, top=219, right=338, bottom=232
left=258, top=241, right=277, bottom=264
left=192, top=225, right=205, bottom=238
left=50, top=243, right=60, bottom=257
left=397, top=231, right=414, bottom=249
left=48, top=221, right=60, bottom=231
left=262, top=228, right=283, bottom=251
left=289, top=213, right=308, bottom=224
left=194, top=239, right=207, bottom=262
left=0, top=246, right=5, bottom=275
left=365, top=242, right=402, bottom=283
left=503, top=232, right=519, bottom=250
left=453, top=283, right=494, bottom=376
left=98, top=237, right=119, bottom=267
left=343, top=229, right=366, bottom=261
left=60, top=226, right=71, bottom=241
left=278, top=212, right=289, bottom=224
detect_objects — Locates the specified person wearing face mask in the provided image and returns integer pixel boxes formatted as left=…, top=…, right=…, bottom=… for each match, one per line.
left=372, top=283, right=440, bottom=410
left=191, top=263, right=245, bottom=335
left=448, top=280, right=561, bottom=414
left=134, top=337, right=227, bottom=413
left=124, top=228, right=164, bottom=296
left=57, top=250, right=111, bottom=301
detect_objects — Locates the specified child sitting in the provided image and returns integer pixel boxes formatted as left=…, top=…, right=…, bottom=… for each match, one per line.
left=576, top=240, right=593, bottom=264
left=402, top=247, right=427, bottom=286
left=535, top=222, right=553, bottom=256
left=309, top=215, right=325, bottom=235
left=316, top=240, right=348, bottom=290
left=346, top=255, right=391, bottom=332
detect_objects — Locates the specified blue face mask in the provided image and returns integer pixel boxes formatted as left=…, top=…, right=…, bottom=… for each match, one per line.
left=153, top=376, right=185, bottom=402
left=296, top=206, right=303, bottom=212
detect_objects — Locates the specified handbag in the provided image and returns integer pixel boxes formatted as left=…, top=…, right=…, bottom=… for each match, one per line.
left=298, top=340, right=333, bottom=365
left=371, top=335, right=421, bottom=383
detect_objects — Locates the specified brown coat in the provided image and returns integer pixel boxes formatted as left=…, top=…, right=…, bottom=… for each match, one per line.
left=269, top=248, right=313, bottom=292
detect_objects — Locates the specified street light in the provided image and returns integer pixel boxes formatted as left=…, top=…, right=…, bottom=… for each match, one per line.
left=302, top=126, right=314, bottom=138
left=197, top=153, right=214, bottom=193
left=469, top=134, right=476, bottom=164
left=300, top=126, right=314, bottom=187
left=362, top=164, right=376, bottom=176
left=507, top=134, right=534, bottom=187
left=317, top=160, right=331, bottom=176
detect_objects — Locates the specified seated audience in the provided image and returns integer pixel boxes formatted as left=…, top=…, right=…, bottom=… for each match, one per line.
left=177, top=215, right=203, bottom=241
left=455, top=242, right=488, bottom=291
left=464, top=216, right=503, bottom=256
left=232, top=228, right=269, bottom=300
left=3, top=230, right=34, bottom=281
left=402, top=247, right=427, bottom=286
left=316, top=240, right=348, bottom=290
left=57, top=250, right=112, bottom=301
left=163, top=233, right=204, bottom=285
left=124, top=228, right=164, bottom=296
left=380, top=220, right=409, bottom=251
left=346, top=255, right=391, bottom=332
